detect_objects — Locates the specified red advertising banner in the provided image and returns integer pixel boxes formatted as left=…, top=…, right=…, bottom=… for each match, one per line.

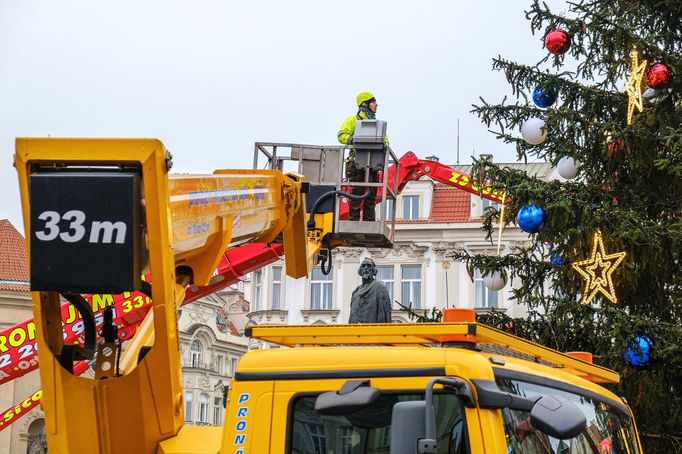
left=0, top=362, right=89, bottom=432
left=0, top=389, right=41, bottom=431
left=0, top=291, right=152, bottom=386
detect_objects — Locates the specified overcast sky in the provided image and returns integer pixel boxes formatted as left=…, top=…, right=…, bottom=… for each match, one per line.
left=0, top=0, right=568, bottom=231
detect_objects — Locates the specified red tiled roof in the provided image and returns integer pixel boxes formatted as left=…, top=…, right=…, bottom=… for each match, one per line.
left=429, top=185, right=470, bottom=223
left=0, top=220, right=30, bottom=292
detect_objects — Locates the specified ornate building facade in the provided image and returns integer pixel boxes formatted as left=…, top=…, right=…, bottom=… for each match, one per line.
left=178, top=289, right=249, bottom=427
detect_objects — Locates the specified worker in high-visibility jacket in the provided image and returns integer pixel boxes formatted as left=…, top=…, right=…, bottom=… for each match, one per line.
left=338, top=91, right=388, bottom=221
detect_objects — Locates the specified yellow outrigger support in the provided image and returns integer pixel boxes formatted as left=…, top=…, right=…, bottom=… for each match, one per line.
left=246, top=322, right=620, bottom=384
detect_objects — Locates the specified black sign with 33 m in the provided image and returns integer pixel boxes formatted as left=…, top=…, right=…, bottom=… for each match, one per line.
left=29, top=172, right=142, bottom=293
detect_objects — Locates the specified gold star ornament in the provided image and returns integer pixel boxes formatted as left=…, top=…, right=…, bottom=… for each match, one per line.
left=571, top=231, right=626, bottom=305
left=623, top=47, right=648, bottom=125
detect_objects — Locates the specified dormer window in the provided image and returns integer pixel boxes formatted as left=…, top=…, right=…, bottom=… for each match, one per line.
left=402, top=195, right=419, bottom=220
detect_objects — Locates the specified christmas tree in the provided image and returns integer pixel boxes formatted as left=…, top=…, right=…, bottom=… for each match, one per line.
left=452, top=1, right=681, bottom=452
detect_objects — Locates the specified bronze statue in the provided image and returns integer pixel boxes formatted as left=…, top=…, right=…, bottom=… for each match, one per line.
left=349, top=258, right=392, bottom=323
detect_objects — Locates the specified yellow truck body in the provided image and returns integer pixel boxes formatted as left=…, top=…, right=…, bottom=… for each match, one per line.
left=221, top=321, right=643, bottom=454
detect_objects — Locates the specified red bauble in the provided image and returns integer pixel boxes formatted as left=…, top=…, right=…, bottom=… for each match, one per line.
left=503, top=321, right=514, bottom=333
left=607, top=139, right=626, bottom=157
left=647, top=62, right=672, bottom=89
left=545, top=29, right=571, bottom=55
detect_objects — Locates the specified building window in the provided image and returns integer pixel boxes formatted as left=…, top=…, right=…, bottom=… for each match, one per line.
left=340, top=426, right=355, bottom=454
left=385, top=197, right=395, bottom=220
left=199, top=394, right=209, bottom=423
left=215, top=355, right=224, bottom=375
left=184, top=391, right=193, bottom=422
left=376, top=265, right=394, bottom=303
left=272, top=266, right=282, bottom=310
left=230, top=357, right=237, bottom=376
left=402, top=195, right=419, bottom=220
left=480, top=196, right=500, bottom=216
left=307, top=423, right=327, bottom=454
left=381, top=426, right=391, bottom=447
left=401, top=265, right=422, bottom=309
left=253, top=270, right=263, bottom=311
left=474, top=269, right=499, bottom=309
left=190, top=340, right=202, bottom=368
left=213, top=397, right=223, bottom=425
left=310, top=267, right=333, bottom=310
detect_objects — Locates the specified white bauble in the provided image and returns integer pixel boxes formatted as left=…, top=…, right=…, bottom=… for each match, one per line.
left=483, top=271, right=507, bottom=291
left=521, top=118, right=548, bottom=145
left=557, top=156, right=580, bottom=179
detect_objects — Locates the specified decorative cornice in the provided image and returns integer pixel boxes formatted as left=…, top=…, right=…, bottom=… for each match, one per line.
left=300, top=309, right=341, bottom=323
left=392, top=242, right=429, bottom=259
left=464, top=242, right=501, bottom=255
left=248, top=309, right=288, bottom=324
left=432, top=241, right=464, bottom=260
left=336, top=248, right=364, bottom=261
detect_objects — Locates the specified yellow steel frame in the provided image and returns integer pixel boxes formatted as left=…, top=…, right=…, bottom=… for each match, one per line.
left=14, top=138, right=312, bottom=453
left=246, top=322, right=620, bottom=384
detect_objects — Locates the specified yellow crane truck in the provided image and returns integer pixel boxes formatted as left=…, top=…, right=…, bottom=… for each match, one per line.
left=14, top=138, right=642, bottom=453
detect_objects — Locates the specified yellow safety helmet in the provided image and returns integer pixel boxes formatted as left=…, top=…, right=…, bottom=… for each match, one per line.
left=356, top=91, right=375, bottom=106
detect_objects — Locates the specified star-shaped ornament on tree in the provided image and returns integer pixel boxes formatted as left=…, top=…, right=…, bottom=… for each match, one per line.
left=623, top=47, right=648, bottom=125
left=571, top=231, right=626, bottom=305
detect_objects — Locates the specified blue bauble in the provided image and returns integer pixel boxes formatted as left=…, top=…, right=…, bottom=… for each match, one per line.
left=624, top=336, right=654, bottom=368
left=550, top=251, right=567, bottom=266
left=517, top=204, right=546, bottom=233
left=532, top=87, right=557, bottom=108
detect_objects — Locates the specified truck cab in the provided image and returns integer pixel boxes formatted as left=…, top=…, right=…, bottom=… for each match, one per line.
left=224, top=310, right=642, bottom=453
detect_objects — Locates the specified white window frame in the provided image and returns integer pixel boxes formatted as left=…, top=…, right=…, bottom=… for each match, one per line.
left=309, top=267, right=333, bottom=310
left=474, top=269, right=499, bottom=309
left=480, top=196, right=500, bottom=217
left=253, top=270, right=263, bottom=311
left=215, top=355, right=224, bottom=375
left=271, top=265, right=283, bottom=310
left=198, top=393, right=209, bottom=423
left=340, top=426, right=354, bottom=454
left=402, top=195, right=419, bottom=220
left=375, top=265, right=395, bottom=304
left=400, top=265, right=422, bottom=309
left=213, top=397, right=223, bottom=426
left=306, top=423, right=327, bottom=454
left=184, top=391, right=193, bottom=422
left=384, top=197, right=395, bottom=220
left=230, top=357, right=237, bottom=376
left=190, top=340, right=202, bottom=368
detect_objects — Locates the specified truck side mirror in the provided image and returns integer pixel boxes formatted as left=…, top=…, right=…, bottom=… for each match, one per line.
left=530, top=394, right=586, bottom=440
left=389, top=401, right=428, bottom=454
left=314, top=380, right=380, bottom=416
left=473, top=379, right=587, bottom=440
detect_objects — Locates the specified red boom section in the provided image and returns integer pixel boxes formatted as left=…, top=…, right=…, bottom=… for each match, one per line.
left=384, top=151, right=506, bottom=204
left=340, top=151, right=506, bottom=219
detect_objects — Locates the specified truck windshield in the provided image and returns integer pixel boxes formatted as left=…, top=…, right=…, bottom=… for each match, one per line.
left=289, top=393, right=467, bottom=454
left=497, top=377, right=640, bottom=454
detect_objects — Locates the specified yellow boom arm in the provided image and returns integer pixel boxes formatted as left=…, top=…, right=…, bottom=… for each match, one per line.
left=14, top=138, right=312, bottom=454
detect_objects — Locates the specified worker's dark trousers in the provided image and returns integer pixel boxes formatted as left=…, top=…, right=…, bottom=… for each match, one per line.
left=347, top=164, right=378, bottom=221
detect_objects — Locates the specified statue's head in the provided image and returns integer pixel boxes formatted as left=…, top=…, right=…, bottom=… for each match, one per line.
left=358, top=257, right=377, bottom=283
